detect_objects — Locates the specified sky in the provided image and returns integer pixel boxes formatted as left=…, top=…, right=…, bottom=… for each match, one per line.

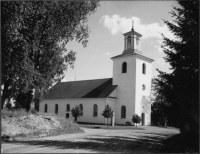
left=62, top=1, right=180, bottom=82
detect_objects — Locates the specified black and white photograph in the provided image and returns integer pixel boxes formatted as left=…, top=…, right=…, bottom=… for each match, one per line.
left=1, top=0, right=199, bottom=153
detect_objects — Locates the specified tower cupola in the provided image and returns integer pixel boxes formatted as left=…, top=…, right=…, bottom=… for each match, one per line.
left=123, top=21, right=142, bottom=55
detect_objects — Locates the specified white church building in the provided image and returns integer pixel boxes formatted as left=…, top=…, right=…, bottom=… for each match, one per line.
left=39, top=27, right=154, bottom=126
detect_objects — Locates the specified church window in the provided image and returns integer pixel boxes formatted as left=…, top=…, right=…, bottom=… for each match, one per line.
left=136, top=38, right=139, bottom=46
left=79, top=104, right=83, bottom=115
left=142, top=84, right=146, bottom=91
left=44, top=104, right=47, bottom=113
left=142, top=63, right=146, bottom=74
left=122, top=62, right=127, bottom=73
left=66, top=104, right=70, bottom=111
left=127, top=36, right=131, bottom=49
left=93, top=104, right=98, bottom=117
left=55, top=104, right=58, bottom=114
left=66, top=113, right=69, bottom=119
left=121, top=106, right=126, bottom=118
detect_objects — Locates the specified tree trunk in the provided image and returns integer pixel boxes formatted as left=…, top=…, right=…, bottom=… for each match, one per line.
left=75, top=116, right=77, bottom=122
left=1, top=82, right=9, bottom=109
left=107, top=118, right=108, bottom=127
left=1, top=97, right=5, bottom=109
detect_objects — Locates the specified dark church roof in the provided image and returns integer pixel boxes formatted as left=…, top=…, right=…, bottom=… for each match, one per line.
left=44, top=78, right=117, bottom=99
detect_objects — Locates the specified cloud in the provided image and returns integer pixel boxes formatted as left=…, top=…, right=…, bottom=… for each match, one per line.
left=100, top=14, right=175, bottom=40
left=154, top=45, right=163, bottom=53
left=104, top=52, right=111, bottom=56
left=157, top=40, right=163, bottom=44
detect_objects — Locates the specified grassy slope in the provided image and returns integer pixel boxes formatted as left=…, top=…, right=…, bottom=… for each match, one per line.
left=1, top=109, right=84, bottom=141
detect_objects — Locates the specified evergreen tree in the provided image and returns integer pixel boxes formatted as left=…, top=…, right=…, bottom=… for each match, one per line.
left=151, top=78, right=171, bottom=126
left=152, top=0, right=199, bottom=151
left=101, top=104, right=113, bottom=127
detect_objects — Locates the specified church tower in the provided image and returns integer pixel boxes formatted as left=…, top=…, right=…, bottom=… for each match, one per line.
left=111, top=22, right=154, bottom=125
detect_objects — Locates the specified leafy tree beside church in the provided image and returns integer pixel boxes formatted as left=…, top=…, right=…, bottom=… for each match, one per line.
left=71, top=105, right=83, bottom=122
left=132, top=114, right=141, bottom=128
left=101, top=104, right=113, bottom=127
left=1, top=1, right=100, bottom=110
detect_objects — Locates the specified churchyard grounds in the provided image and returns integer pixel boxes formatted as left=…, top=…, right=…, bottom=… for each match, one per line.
left=2, top=125, right=179, bottom=153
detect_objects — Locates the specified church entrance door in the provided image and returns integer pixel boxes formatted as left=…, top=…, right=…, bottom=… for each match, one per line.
left=142, top=113, right=145, bottom=125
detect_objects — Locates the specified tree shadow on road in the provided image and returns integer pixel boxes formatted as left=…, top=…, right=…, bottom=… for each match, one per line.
left=134, top=132, right=179, bottom=137
left=4, top=133, right=173, bottom=153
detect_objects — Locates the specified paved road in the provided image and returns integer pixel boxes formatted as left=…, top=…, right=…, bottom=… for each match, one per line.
left=2, top=126, right=179, bottom=153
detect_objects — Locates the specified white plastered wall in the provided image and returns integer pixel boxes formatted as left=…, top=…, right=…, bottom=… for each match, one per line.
left=135, top=57, right=152, bottom=125
left=112, top=56, right=137, bottom=125
left=39, top=98, right=117, bottom=124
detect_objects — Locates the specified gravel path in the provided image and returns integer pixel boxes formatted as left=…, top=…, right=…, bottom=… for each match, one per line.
left=2, top=126, right=179, bottom=153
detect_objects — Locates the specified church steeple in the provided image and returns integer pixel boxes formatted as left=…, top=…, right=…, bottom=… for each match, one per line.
left=123, top=21, right=142, bottom=55
left=131, top=20, right=134, bottom=31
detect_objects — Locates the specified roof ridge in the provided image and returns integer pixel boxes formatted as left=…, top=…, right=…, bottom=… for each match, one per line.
left=61, top=78, right=112, bottom=83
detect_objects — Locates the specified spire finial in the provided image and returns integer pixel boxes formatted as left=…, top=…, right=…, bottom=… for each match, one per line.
left=131, top=20, right=134, bottom=31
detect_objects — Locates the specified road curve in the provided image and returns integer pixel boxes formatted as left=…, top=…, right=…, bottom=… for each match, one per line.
left=2, top=126, right=179, bottom=153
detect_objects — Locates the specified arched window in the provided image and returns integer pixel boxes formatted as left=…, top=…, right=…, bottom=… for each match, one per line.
left=66, top=113, right=69, bottom=119
left=136, top=37, right=139, bottom=45
left=122, top=62, right=127, bottom=73
left=121, top=106, right=126, bottom=118
left=93, top=104, right=98, bottom=117
left=142, top=63, right=146, bottom=74
left=55, top=104, right=58, bottom=114
left=142, top=84, right=146, bottom=91
left=79, top=104, right=83, bottom=115
left=66, top=104, right=70, bottom=111
left=127, top=36, right=131, bottom=49
left=44, top=104, right=47, bottom=113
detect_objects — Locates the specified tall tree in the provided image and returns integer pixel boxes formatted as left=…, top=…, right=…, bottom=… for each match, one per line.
left=152, top=0, right=198, bottom=151
left=1, top=1, right=100, bottom=110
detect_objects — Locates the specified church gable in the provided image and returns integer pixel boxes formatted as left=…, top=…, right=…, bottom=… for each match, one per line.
left=107, top=88, right=117, bottom=99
